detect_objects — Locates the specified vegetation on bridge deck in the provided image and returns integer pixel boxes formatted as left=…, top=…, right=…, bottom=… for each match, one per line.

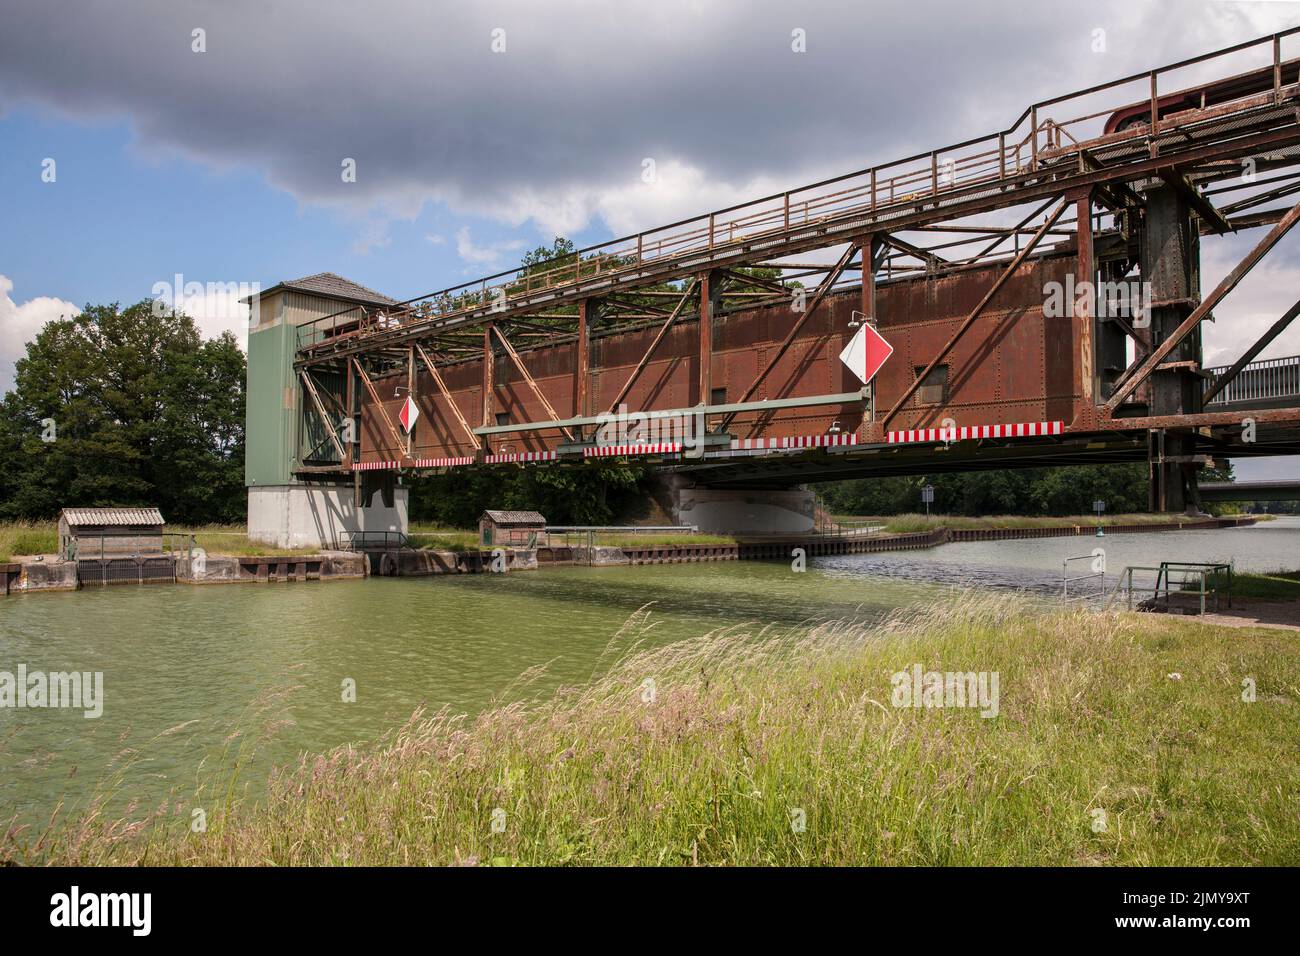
left=10, top=596, right=1295, bottom=866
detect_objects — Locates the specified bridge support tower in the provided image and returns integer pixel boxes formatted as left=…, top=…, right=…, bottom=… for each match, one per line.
left=1141, top=184, right=1205, bottom=512
left=242, top=275, right=409, bottom=550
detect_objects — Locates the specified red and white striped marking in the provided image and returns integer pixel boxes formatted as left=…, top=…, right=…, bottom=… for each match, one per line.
left=353, top=456, right=473, bottom=471
left=349, top=422, right=1063, bottom=468
left=484, top=450, right=558, bottom=464
left=886, top=421, right=1063, bottom=445
left=584, top=442, right=682, bottom=458
left=730, top=433, right=859, bottom=451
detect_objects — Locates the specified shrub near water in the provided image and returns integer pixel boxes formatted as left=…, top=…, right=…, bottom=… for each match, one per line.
left=9, top=597, right=1298, bottom=866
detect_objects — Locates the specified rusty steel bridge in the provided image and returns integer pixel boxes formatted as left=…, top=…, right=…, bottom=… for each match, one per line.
left=292, top=29, right=1300, bottom=511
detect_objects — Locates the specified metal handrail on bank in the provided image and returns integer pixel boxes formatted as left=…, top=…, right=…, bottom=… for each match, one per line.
left=1106, top=562, right=1233, bottom=613
left=1062, top=553, right=1106, bottom=598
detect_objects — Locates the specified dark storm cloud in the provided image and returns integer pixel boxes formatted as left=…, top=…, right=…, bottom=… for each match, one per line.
left=0, top=1, right=1290, bottom=232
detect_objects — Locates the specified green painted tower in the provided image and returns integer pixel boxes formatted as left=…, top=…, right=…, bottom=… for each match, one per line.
left=242, top=273, right=409, bottom=548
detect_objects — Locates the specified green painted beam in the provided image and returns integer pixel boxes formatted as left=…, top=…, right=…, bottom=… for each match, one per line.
left=473, top=389, right=870, bottom=436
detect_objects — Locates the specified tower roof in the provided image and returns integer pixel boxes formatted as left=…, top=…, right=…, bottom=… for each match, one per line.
left=241, top=272, right=397, bottom=307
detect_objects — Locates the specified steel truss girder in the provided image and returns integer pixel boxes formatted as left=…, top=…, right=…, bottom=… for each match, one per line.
left=1104, top=195, right=1300, bottom=411
left=491, top=324, right=576, bottom=443
left=606, top=278, right=699, bottom=414
left=880, top=197, right=1069, bottom=430
left=721, top=241, right=858, bottom=431
left=299, top=124, right=1300, bottom=369
left=415, top=343, right=480, bottom=452
left=352, top=359, right=407, bottom=458
left=299, top=370, right=347, bottom=464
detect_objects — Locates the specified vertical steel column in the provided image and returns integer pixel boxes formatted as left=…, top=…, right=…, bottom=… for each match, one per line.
left=406, top=346, right=415, bottom=457
left=698, top=271, right=719, bottom=407
left=344, top=359, right=355, bottom=470
left=860, top=234, right=880, bottom=424
left=1073, top=188, right=1096, bottom=407
left=482, top=321, right=495, bottom=445
left=1140, top=184, right=1201, bottom=511
left=576, top=299, right=592, bottom=423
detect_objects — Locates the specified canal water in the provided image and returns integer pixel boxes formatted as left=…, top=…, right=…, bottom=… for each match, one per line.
left=2, top=517, right=1296, bottom=828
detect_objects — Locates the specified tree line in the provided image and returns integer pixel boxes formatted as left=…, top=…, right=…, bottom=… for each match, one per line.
left=0, top=301, right=246, bottom=525
left=818, top=461, right=1236, bottom=517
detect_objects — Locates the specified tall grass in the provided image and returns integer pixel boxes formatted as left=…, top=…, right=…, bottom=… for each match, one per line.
left=7, top=596, right=1296, bottom=866
left=407, top=525, right=479, bottom=552
left=184, top=525, right=307, bottom=556
left=405, top=526, right=738, bottom=552
left=583, top=533, right=735, bottom=547
left=0, top=520, right=58, bottom=561
left=0, top=521, right=323, bottom=560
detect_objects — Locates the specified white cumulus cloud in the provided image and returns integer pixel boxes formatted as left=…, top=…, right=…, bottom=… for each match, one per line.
left=455, top=228, right=526, bottom=267
left=0, top=275, right=79, bottom=393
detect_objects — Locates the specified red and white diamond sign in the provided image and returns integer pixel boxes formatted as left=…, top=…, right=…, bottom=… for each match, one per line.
left=839, top=321, right=893, bottom=386
left=399, top=395, right=419, bottom=433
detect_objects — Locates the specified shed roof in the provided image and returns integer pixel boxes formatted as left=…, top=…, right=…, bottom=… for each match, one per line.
left=60, top=507, right=165, bottom=527
left=480, top=510, right=546, bottom=526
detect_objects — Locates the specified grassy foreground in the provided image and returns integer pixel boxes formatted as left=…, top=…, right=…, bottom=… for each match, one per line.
left=7, top=596, right=1296, bottom=866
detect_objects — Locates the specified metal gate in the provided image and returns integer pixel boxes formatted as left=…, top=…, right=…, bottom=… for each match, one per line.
left=76, top=555, right=177, bottom=586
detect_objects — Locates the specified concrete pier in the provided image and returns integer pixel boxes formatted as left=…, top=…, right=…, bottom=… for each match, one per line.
left=663, top=475, right=815, bottom=535
left=247, top=484, right=407, bottom=550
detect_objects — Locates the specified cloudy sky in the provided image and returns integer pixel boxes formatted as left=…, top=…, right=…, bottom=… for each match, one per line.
left=2, top=0, right=1299, bottom=477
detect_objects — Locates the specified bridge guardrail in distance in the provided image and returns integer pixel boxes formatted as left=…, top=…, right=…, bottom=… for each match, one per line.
left=1205, top=354, right=1300, bottom=405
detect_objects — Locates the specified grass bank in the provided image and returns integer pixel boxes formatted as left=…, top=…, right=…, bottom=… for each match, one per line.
left=0, top=520, right=55, bottom=562
left=8, top=597, right=1296, bottom=866
left=407, top=525, right=736, bottom=552
left=0, top=521, right=310, bottom=560
left=408, top=525, right=478, bottom=552
left=1206, top=570, right=1300, bottom=601
left=836, top=513, right=1262, bottom=535
left=0, top=521, right=734, bottom=561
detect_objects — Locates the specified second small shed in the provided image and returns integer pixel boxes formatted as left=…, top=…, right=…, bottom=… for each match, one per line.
left=478, top=510, right=546, bottom=547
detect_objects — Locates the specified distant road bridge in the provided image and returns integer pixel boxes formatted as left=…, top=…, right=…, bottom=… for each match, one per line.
left=246, top=30, right=1300, bottom=541
left=1198, top=479, right=1300, bottom=502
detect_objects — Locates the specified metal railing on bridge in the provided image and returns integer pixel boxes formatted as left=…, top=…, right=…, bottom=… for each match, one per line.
left=295, top=29, right=1300, bottom=360
left=1204, top=354, right=1300, bottom=406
